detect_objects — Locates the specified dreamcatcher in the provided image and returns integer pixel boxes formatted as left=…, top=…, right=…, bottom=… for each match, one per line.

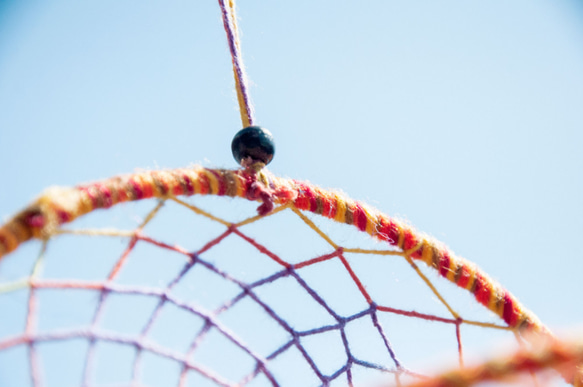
left=1, top=1, right=582, bottom=386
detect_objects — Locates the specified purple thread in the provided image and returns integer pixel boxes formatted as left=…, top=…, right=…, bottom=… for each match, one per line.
left=371, top=308, right=403, bottom=370
left=218, top=0, right=255, bottom=126
left=130, top=258, right=199, bottom=386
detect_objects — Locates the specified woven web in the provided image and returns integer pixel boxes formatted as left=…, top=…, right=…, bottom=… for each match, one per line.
left=0, top=194, right=548, bottom=387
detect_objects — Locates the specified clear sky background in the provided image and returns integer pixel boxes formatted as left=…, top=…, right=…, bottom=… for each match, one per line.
left=0, top=1, right=582, bottom=386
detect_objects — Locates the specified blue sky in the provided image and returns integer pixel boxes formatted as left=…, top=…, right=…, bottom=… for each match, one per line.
left=0, top=1, right=582, bottom=386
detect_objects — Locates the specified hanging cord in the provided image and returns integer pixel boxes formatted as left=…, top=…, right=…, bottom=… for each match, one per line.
left=218, top=0, right=255, bottom=127
left=219, top=0, right=275, bottom=214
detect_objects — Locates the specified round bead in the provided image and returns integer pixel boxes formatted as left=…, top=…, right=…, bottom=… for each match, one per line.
left=231, top=126, right=275, bottom=166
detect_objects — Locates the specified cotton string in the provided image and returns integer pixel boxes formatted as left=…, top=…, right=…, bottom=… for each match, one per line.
left=218, top=0, right=255, bottom=128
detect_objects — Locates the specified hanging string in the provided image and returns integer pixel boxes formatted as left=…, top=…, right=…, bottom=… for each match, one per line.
left=218, top=0, right=255, bottom=127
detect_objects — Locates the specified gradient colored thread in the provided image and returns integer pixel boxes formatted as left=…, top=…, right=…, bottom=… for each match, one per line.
left=2, top=201, right=422, bottom=385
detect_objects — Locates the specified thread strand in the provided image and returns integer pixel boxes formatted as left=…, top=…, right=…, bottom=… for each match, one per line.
left=218, top=0, right=255, bottom=127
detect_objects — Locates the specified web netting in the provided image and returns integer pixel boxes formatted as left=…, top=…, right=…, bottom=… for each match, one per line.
left=0, top=168, right=574, bottom=387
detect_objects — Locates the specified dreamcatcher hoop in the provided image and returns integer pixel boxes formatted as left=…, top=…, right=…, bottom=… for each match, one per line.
left=0, top=167, right=549, bottom=336
left=0, top=166, right=578, bottom=385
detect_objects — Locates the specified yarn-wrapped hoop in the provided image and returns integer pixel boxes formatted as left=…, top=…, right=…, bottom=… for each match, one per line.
left=0, top=166, right=577, bottom=385
left=0, top=166, right=548, bottom=336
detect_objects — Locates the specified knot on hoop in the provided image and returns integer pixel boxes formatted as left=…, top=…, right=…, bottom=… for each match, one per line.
left=242, top=167, right=296, bottom=216
left=243, top=166, right=275, bottom=216
left=247, top=181, right=274, bottom=216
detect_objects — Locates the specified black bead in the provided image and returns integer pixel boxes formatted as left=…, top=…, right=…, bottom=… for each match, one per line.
left=231, top=126, right=275, bottom=166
